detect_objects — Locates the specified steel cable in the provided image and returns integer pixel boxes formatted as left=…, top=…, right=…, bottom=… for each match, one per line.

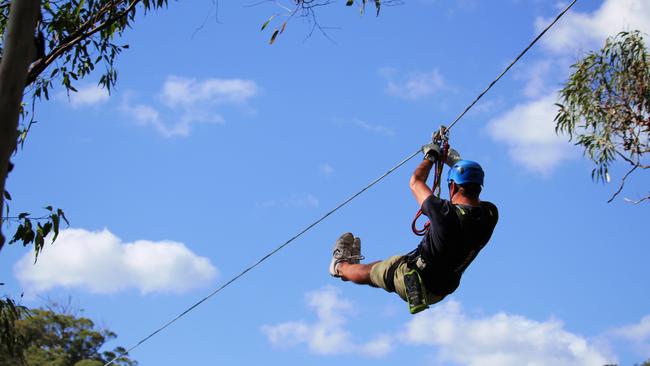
left=446, top=0, right=578, bottom=132
left=104, top=1, right=577, bottom=364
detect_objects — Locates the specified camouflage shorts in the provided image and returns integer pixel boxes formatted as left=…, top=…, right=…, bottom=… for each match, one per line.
left=370, top=255, right=445, bottom=305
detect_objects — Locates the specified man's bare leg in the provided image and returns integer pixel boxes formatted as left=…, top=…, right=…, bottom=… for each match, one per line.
left=337, top=261, right=380, bottom=285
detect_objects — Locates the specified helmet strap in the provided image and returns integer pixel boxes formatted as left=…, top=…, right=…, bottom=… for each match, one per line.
left=449, top=182, right=459, bottom=201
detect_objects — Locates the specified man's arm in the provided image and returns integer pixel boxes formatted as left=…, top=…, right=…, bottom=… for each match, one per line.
left=410, top=159, right=434, bottom=207
left=411, top=142, right=462, bottom=206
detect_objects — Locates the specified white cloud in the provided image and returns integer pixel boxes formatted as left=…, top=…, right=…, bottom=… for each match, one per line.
left=353, top=118, right=395, bottom=136
left=289, top=194, right=319, bottom=208
left=486, top=94, right=575, bottom=174
left=122, top=96, right=225, bottom=137
left=402, top=300, right=613, bottom=366
left=121, top=76, right=259, bottom=137
left=264, top=289, right=614, bottom=364
left=380, top=67, right=445, bottom=100
left=334, top=117, right=395, bottom=136
left=261, top=286, right=393, bottom=357
left=160, top=76, right=259, bottom=107
left=258, top=194, right=320, bottom=209
left=467, top=98, right=503, bottom=116
left=489, top=0, right=650, bottom=175
left=14, top=228, right=218, bottom=295
left=320, top=163, right=335, bottom=176
left=67, top=84, right=109, bottom=108
left=129, top=103, right=160, bottom=124
left=609, top=315, right=650, bottom=354
left=539, top=0, right=650, bottom=54
left=520, top=60, right=553, bottom=98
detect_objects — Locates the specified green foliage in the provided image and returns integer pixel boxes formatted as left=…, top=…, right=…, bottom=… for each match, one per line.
left=0, top=298, right=29, bottom=365
left=2, top=203, right=69, bottom=263
left=74, top=361, right=104, bottom=366
left=2, top=118, right=63, bottom=259
left=0, top=304, right=136, bottom=366
left=555, top=30, right=649, bottom=202
left=0, top=0, right=168, bottom=258
left=1, top=0, right=168, bottom=94
left=0, top=0, right=169, bottom=144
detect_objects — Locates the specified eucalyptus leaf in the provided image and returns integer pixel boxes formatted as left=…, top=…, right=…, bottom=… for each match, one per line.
left=269, top=29, right=279, bottom=45
left=555, top=30, right=649, bottom=202
left=261, top=14, right=275, bottom=31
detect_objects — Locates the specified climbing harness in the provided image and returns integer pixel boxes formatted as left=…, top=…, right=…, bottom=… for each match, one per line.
left=411, top=125, right=450, bottom=236
left=382, top=250, right=430, bottom=314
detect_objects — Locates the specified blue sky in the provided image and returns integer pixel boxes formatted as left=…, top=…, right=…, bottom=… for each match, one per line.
left=2, top=0, right=650, bottom=365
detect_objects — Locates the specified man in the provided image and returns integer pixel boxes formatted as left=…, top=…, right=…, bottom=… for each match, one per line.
left=329, top=143, right=498, bottom=313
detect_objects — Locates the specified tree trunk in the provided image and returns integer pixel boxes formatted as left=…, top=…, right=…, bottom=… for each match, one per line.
left=0, top=0, right=41, bottom=251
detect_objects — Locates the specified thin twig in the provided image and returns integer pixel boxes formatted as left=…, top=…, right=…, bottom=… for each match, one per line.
left=615, top=150, right=649, bottom=168
left=623, top=195, right=650, bottom=204
left=191, top=0, right=220, bottom=39
left=1, top=215, right=51, bottom=222
left=608, top=164, right=639, bottom=203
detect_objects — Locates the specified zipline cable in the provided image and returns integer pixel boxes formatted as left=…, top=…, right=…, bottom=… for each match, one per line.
left=446, top=0, right=577, bottom=132
left=104, top=150, right=422, bottom=366
left=104, top=1, right=577, bottom=364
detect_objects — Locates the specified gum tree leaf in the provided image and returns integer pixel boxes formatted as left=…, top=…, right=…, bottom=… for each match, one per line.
left=269, top=29, right=280, bottom=45
left=261, top=14, right=275, bottom=31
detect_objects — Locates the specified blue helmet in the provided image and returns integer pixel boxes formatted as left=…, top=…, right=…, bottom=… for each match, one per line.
left=447, top=160, right=484, bottom=186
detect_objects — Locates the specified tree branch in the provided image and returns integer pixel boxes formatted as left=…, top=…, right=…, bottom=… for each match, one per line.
left=623, top=195, right=650, bottom=204
left=26, top=0, right=141, bottom=86
left=608, top=163, right=639, bottom=203
left=615, top=149, right=641, bottom=167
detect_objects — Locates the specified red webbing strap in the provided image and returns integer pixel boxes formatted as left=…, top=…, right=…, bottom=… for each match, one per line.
left=411, top=141, right=449, bottom=236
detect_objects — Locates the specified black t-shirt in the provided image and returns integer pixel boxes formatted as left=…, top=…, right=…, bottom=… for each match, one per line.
left=417, top=195, right=498, bottom=296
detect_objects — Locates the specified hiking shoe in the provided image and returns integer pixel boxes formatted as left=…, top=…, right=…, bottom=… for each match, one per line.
left=350, top=236, right=364, bottom=264
left=329, top=232, right=354, bottom=277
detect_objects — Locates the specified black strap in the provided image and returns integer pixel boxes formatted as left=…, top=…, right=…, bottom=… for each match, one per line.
left=405, top=249, right=420, bottom=269
left=384, top=250, right=421, bottom=293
